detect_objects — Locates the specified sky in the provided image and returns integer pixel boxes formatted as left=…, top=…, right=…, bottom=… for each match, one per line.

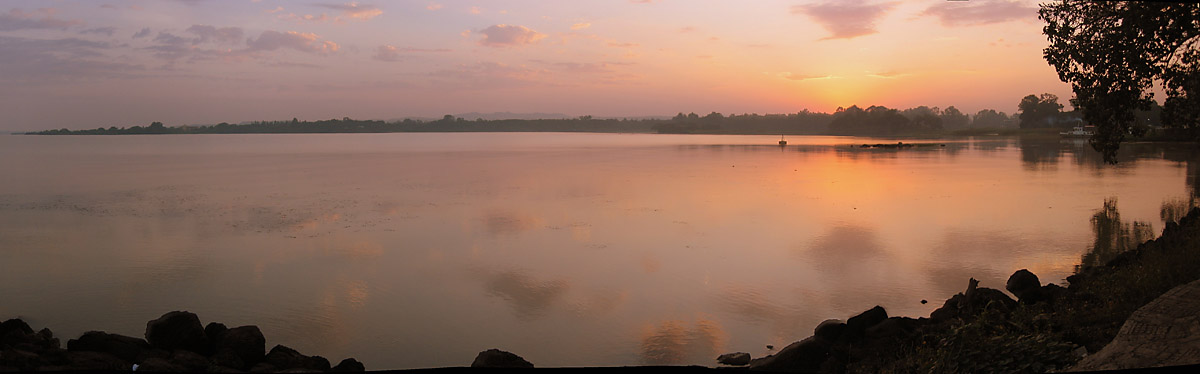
left=0, top=0, right=1075, bottom=131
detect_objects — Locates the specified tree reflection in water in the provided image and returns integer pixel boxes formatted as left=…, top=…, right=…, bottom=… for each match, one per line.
left=1079, top=198, right=1154, bottom=270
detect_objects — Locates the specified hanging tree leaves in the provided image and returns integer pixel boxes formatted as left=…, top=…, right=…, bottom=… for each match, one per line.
left=1040, top=1, right=1200, bottom=163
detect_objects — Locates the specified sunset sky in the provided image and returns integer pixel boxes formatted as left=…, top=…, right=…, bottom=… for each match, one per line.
left=0, top=0, right=1074, bottom=131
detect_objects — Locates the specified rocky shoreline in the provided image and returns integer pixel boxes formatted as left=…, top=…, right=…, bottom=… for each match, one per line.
left=8, top=207, right=1200, bottom=372
left=1, top=311, right=363, bottom=372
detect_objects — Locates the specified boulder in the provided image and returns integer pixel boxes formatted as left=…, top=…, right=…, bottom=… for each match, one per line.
left=264, top=344, right=329, bottom=371
left=471, top=349, right=534, bottom=368
left=813, top=319, right=846, bottom=341
left=135, top=357, right=182, bottom=372
left=208, top=349, right=245, bottom=371
left=332, top=358, right=365, bottom=372
left=0, top=320, right=35, bottom=349
left=717, top=352, right=751, bottom=366
left=212, top=325, right=265, bottom=369
left=865, top=317, right=917, bottom=340
left=145, top=311, right=208, bottom=353
left=1006, top=269, right=1042, bottom=303
left=844, top=306, right=888, bottom=340
left=169, top=349, right=211, bottom=371
left=929, top=294, right=965, bottom=322
left=748, top=336, right=831, bottom=372
left=66, top=331, right=150, bottom=363
left=65, top=350, right=129, bottom=371
left=1041, top=283, right=1066, bottom=304
left=249, top=362, right=279, bottom=373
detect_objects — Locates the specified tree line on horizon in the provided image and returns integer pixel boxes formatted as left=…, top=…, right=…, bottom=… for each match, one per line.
left=28, top=94, right=1164, bottom=136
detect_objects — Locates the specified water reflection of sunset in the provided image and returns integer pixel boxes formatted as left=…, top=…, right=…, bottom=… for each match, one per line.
left=2, top=133, right=1197, bottom=368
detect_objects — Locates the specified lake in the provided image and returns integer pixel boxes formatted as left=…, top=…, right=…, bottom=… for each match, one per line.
left=1, top=133, right=1197, bottom=368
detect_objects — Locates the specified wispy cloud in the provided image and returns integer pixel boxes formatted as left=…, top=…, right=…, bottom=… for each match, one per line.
left=373, top=45, right=401, bottom=61
left=571, top=22, right=591, bottom=30
left=79, top=26, right=116, bottom=36
left=0, top=8, right=83, bottom=31
left=0, top=36, right=143, bottom=83
left=922, top=0, right=1035, bottom=27
left=131, top=27, right=151, bottom=39
left=791, top=1, right=896, bottom=40
left=185, top=25, right=243, bottom=44
left=778, top=72, right=837, bottom=81
left=246, top=30, right=339, bottom=54
left=314, top=2, right=383, bottom=21
left=277, top=2, right=382, bottom=24
left=426, top=3, right=443, bottom=11
left=477, top=24, right=546, bottom=47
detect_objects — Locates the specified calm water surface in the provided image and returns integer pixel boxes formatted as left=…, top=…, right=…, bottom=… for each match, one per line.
left=1, top=133, right=1197, bottom=368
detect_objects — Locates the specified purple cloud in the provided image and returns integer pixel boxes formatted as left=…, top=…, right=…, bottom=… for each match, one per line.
left=791, top=1, right=896, bottom=40
left=0, top=8, right=83, bottom=31
left=246, top=30, right=339, bottom=54
left=186, top=25, right=244, bottom=44
left=923, top=0, right=1036, bottom=27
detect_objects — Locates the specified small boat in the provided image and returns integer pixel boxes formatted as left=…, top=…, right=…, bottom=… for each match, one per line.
left=1060, top=126, right=1095, bottom=137
left=778, top=135, right=787, bottom=146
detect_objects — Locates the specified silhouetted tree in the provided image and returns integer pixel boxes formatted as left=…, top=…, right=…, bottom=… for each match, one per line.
left=972, top=109, right=1012, bottom=128
left=1018, top=93, right=1064, bottom=129
left=941, top=106, right=969, bottom=129
left=1041, top=1, right=1200, bottom=162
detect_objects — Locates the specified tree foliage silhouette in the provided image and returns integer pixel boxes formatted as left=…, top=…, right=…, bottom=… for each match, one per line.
left=1041, top=1, right=1200, bottom=163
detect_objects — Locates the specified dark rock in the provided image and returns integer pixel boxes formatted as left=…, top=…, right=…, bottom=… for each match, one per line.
left=209, top=349, right=245, bottom=371
left=844, top=306, right=888, bottom=340
left=205, top=322, right=229, bottom=346
left=717, top=352, right=751, bottom=366
left=264, top=344, right=329, bottom=371
left=65, top=350, right=129, bottom=370
left=1006, top=269, right=1042, bottom=303
left=169, top=349, right=211, bottom=371
left=213, top=325, right=265, bottom=369
left=145, top=311, right=208, bottom=353
left=0, top=320, right=35, bottom=349
left=249, top=362, right=279, bottom=373
left=748, top=336, right=831, bottom=373
left=813, top=319, right=846, bottom=341
left=865, top=317, right=917, bottom=340
left=471, top=348, right=534, bottom=368
left=279, top=369, right=321, bottom=373
left=208, top=365, right=246, bottom=373
left=0, top=320, right=33, bottom=338
left=1041, top=283, right=1066, bottom=304
left=66, top=331, right=150, bottom=363
left=332, top=358, right=365, bottom=372
left=136, top=357, right=183, bottom=372
left=969, top=288, right=1017, bottom=313
left=0, top=348, right=44, bottom=370
left=930, top=279, right=1018, bottom=322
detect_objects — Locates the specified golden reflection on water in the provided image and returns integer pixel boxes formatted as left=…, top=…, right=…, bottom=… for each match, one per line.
left=1, top=133, right=1199, bottom=369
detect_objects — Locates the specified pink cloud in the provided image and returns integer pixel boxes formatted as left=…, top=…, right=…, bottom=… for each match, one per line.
left=791, top=1, right=896, bottom=40
left=0, top=8, right=83, bottom=31
left=477, top=24, right=546, bottom=47
left=315, top=2, right=383, bottom=21
left=923, top=0, right=1035, bottom=27
left=247, top=30, right=339, bottom=54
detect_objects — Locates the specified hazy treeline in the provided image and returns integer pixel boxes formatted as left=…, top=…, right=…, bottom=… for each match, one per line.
left=33, top=93, right=1168, bottom=136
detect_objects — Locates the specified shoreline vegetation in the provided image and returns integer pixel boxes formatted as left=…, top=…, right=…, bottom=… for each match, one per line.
left=5, top=207, right=1200, bottom=372
left=21, top=95, right=1184, bottom=141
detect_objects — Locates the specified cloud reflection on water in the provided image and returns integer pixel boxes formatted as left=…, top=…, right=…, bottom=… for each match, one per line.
left=639, top=315, right=727, bottom=365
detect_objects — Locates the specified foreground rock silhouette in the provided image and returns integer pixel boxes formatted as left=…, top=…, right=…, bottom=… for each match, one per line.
left=0, top=311, right=364, bottom=372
